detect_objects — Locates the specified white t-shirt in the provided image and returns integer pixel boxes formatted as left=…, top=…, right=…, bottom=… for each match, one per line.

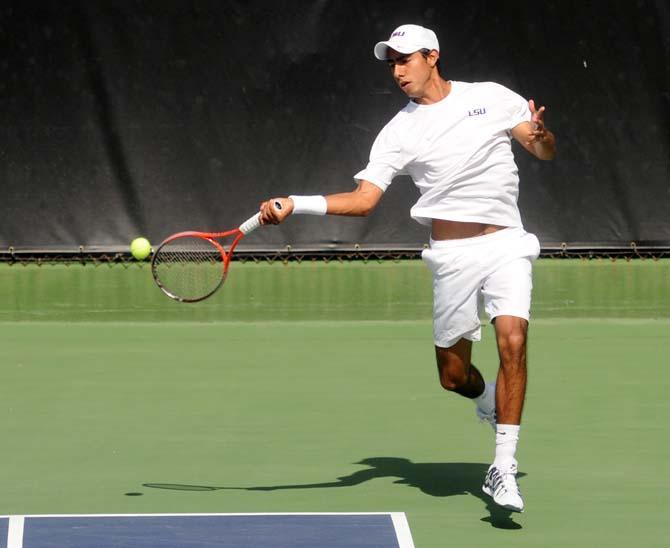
left=354, top=81, right=531, bottom=227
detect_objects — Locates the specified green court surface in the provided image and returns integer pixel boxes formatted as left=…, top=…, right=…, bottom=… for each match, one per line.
left=1, top=259, right=668, bottom=547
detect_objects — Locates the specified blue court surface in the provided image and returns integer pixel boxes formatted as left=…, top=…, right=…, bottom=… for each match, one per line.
left=0, top=513, right=414, bottom=548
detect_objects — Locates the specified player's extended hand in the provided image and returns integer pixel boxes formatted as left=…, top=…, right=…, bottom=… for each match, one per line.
left=527, top=99, right=549, bottom=145
left=259, top=197, right=294, bottom=225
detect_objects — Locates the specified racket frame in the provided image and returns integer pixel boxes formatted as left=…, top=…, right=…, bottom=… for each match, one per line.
left=151, top=227, right=245, bottom=303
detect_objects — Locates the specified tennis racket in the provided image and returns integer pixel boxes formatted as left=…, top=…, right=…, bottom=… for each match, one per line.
left=151, top=204, right=280, bottom=303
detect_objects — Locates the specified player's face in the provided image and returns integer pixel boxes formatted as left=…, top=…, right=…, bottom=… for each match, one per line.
left=386, top=49, right=432, bottom=99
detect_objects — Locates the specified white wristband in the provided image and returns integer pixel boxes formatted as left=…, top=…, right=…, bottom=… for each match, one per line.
left=289, top=195, right=328, bottom=216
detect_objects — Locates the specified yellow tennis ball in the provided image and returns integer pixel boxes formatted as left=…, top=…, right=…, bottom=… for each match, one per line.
left=130, top=237, right=152, bottom=260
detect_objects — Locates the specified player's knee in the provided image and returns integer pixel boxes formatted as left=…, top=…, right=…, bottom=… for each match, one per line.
left=437, top=364, right=468, bottom=391
left=435, top=343, right=471, bottom=391
left=497, top=331, right=527, bottom=362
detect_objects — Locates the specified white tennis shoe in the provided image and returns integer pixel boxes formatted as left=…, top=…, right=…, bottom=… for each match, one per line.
left=475, top=382, right=496, bottom=430
left=482, top=460, right=524, bottom=512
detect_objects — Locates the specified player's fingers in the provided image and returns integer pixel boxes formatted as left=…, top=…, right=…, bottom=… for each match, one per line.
left=264, top=198, right=292, bottom=224
left=530, top=128, right=546, bottom=143
left=259, top=201, right=278, bottom=225
left=258, top=206, right=268, bottom=225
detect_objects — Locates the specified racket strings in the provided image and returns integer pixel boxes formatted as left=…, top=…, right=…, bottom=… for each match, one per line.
left=152, top=236, right=227, bottom=301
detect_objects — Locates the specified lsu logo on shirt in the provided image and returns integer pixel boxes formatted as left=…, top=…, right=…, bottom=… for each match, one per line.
left=468, top=107, right=487, bottom=117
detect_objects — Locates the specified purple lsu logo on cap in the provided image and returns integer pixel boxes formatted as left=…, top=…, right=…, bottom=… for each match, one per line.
left=391, top=31, right=406, bottom=38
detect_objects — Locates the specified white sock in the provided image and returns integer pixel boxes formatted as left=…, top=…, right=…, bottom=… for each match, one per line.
left=494, top=424, right=520, bottom=466
left=473, top=382, right=495, bottom=414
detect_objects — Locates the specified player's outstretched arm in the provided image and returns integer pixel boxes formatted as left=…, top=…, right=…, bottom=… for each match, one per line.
left=259, top=180, right=384, bottom=225
left=511, top=99, right=556, bottom=161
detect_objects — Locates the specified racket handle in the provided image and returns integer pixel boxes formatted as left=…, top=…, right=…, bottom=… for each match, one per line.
left=239, top=202, right=282, bottom=235
left=239, top=213, right=261, bottom=235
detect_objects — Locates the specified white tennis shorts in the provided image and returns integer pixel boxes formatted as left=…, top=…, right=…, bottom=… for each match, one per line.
left=421, top=227, right=541, bottom=348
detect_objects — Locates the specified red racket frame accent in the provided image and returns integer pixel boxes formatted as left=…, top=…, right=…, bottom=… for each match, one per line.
left=151, top=228, right=246, bottom=302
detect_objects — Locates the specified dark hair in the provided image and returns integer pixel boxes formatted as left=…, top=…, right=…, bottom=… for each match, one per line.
left=420, top=48, right=441, bottom=75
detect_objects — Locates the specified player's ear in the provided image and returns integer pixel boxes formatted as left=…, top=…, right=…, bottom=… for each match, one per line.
left=426, top=50, right=439, bottom=68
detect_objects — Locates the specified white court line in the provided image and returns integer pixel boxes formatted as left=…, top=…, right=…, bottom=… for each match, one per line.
left=7, top=515, right=24, bottom=548
left=390, top=512, right=415, bottom=548
left=0, top=512, right=399, bottom=518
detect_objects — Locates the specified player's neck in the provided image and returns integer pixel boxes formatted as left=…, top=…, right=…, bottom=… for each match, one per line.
left=413, top=78, right=451, bottom=106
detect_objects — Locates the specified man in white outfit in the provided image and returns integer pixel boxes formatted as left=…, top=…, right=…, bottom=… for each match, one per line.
left=259, top=24, right=556, bottom=513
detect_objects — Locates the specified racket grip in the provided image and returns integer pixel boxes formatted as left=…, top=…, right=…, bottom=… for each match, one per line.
left=239, top=213, right=262, bottom=235
left=240, top=201, right=283, bottom=234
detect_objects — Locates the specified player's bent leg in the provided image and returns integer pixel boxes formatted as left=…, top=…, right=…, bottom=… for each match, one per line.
left=434, top=340, right=497, bottom=429
left=434, top=338, right=482, bottom=396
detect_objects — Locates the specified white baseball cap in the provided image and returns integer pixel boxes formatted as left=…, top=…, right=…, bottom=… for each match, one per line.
left=373, top=24, right=440, bottom=61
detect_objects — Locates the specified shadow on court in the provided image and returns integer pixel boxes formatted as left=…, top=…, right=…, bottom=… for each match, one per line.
left=143, top=457, right=524, bottom=530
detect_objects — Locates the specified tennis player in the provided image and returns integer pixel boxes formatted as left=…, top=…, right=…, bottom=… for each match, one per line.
left=259, top=24, right=555, bottom=513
